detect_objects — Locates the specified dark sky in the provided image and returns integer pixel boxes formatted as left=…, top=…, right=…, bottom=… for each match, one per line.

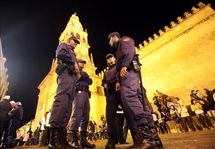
left=0, top=0, right=214, bottom=125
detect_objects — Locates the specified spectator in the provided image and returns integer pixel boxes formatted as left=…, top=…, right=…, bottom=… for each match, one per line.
left=98, top=115, right=107, bottom=140
left=33, top=127, right=40, bottom=145
left=157, top=111, right=169, bottom=134
left=191, top=100, right=213, bottom=129
left=203, top=89, right=215, bottom=119
left=39, top=111, right=51, bottom=146
left=169, top=104, right=182, bottom=132
left=177, top=103, right=196, bottom=132
left=88, top=117, right=97, bottom=141
left=201, top=96, right=215, bottom=120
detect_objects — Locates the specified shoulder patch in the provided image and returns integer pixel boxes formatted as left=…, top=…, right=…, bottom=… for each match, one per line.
left=122, top=38, right=130, bottom=42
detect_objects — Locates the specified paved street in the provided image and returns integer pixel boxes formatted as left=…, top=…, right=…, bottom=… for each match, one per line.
left=16, top=130, right=215, bottom=149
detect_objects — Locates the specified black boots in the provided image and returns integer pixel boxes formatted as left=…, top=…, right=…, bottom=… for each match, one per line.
left=127, top=125, right=164, bottom=149
left=70, top=131, right=95, bottom=148
left=48, top=128, right=63, bottom=149
left=139, top=125, right=164, bottom=149
left=80, top=131, right=96, bottom=148
left=61, top=129, right=75, bottom=149
left=126, top=130, right=142, bottom=149
left=48, top=128, right=77, bottom=149
left=71, top=131, right=80, bottom=148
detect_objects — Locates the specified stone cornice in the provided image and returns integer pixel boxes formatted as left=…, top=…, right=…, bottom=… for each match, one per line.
left=137, top=2, right=215, bottom=59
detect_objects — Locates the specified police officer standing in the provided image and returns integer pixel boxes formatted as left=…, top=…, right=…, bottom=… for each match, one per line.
left=48, top=36, right=80, bottom=149
left=0, top=95, right=12, bottom=147
left=102, top=54, right=121, bottom=149
left=108, top=32, right=163, bottom=149
left=70, top=59, right=96, bottom=148
left=7, top=101, right=24, bottom=147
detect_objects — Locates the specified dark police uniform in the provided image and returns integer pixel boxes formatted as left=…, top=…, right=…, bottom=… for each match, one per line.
left=115, top=105, right=128, bottom=145
left=0, top=98, right=12, bottom=147
left=6, top=102, right=24, bottom=148
left=70, top=69, right=95, bottom=148
left=50, top=43, right=77, bottom=128
left=102, top=63, right=121, bottom=149
left=71, top=70, right=92, bottom=132
left=48, top=42, right=78, bottom=149
left=111, top=34, right=163, bottom=148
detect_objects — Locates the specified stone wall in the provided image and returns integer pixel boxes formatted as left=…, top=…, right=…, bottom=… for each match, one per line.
left=138, top=3, right=215, bottom=104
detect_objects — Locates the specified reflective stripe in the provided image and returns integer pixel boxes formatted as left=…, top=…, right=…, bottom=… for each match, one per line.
left=116, top=111, right=123, bottom=114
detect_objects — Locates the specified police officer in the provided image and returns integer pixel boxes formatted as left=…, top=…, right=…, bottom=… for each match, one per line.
left=3, top=101, right=23, bottom=148
left=0, top=95, right=12, bottom=147
left=70, top=59, right=96, bottom=148
left=48, top=36, right=80, bottom=149
left=102, top=54, right=122, bottom=149
left=104, top=46, right=141, bottom=149
left=108, top=32, right=163, bottom=149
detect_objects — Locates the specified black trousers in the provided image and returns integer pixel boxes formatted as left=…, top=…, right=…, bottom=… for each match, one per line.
left=115, top=115, right=128, bottom=144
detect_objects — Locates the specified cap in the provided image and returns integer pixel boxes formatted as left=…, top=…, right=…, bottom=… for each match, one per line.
left=106, top=53, right=114, bottom=59
left=69, top=35, right=80, bottom=44
left=3, top=95, right=10, bottom=100
left=77, top=59, right=86, bottom=64
left=108, top=32, right=120, bottom=39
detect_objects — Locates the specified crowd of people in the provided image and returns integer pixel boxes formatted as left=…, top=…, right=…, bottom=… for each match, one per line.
left=2, top=87, right=214, bottom=149
left=152, top=89, right=215, bottom=134
left=0, top=95, right=24, bottom=148
left=6, top=114, right=127, bottom=148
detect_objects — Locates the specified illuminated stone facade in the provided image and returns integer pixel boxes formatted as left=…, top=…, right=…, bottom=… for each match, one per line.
left=33, top=14, right=106, bottom=130
left=137, top=2, right=215, bottom=105
left=34, top=2, right=215, bottom=129
left=0, top=38, right=9, bottom=99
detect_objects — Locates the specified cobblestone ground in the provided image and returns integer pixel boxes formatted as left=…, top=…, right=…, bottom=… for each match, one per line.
left=16, top=130, right=215, bottom=149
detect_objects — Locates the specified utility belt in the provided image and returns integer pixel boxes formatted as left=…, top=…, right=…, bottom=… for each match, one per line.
left=76, top=86, right=91, bottom=98
left=76, top=86, right=89, bottom=92
left=55, top=59, right=75, bottom=75
left=127, top=58, right=141, bottom=72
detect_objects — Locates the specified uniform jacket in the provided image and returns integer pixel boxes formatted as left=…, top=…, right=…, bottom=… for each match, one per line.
left=102, top=65, right=118, bottom=95
left=56, top=43, right=77, bottom=64
left=115, top=36, right=136, bottom=71
left=76, top=70, right=92, bottom=89
left=0, top=99, right=12, bottom=120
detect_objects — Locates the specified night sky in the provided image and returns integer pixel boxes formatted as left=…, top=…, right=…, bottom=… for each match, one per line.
left=0, top=0, right=214, bottom=125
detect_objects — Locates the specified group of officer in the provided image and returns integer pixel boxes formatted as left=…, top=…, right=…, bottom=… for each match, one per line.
left=103, top=32, right=163, bottom=149
left=48, top=36, right=95, bottom=149
left=0, top=95, right=24, bottom=148
left=48, top=32, right=164, bottom=149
